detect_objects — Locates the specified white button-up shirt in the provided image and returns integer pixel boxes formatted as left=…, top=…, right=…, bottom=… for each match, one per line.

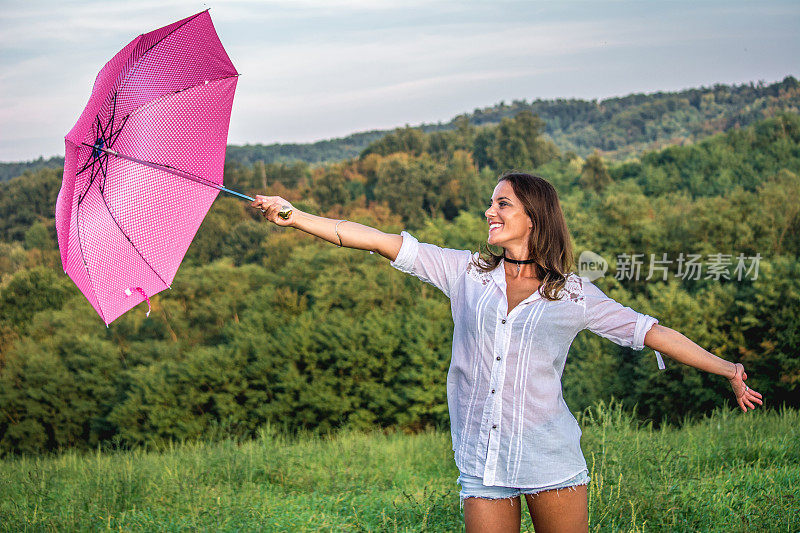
left=389, top=231, right=664, bottom=488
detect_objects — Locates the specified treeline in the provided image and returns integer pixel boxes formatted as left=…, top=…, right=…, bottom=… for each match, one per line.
left=0, top=156, right=64, bottom=184
left=2, top=76, right=797, bottom=183
left=470, top=75, right=800, bottom=157
left=224, top=129, right=388, bottom=167
left=0, top=112, right=798, bottom=456
left=225, top=75, right=800, bottom=164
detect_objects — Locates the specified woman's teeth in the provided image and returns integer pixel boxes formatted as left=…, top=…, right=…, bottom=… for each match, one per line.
left=489, top=223, right=503, bottom=232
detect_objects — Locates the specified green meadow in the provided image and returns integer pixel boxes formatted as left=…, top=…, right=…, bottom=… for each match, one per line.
left=1, top=399, right=797, bottom=532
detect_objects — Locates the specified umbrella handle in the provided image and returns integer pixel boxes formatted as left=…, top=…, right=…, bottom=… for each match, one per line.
left=212, top=186, right=293, bottom=219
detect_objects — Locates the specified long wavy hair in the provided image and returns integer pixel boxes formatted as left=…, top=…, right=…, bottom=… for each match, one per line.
left=472, top=171, right=575, bottom=301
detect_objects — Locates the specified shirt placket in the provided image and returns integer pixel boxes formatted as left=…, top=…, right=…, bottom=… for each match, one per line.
left=480, top=297, right=522, bottom=485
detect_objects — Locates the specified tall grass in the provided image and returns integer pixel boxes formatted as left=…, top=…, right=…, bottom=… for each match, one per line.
left=1, top=398, right=797, bottom=532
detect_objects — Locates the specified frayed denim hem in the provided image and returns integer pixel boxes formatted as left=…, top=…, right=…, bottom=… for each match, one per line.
left=456, top=470, right=591, bottom=512
left=459, top=493, right=518, bottom=512
left=520, top=478, right=590, bottom=497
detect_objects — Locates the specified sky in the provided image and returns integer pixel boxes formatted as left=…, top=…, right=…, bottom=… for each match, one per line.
left=0, top=0, right=798, bottom=162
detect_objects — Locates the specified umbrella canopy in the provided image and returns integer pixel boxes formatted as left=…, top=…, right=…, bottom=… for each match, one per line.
left=56, top=10, right=239, bottom=326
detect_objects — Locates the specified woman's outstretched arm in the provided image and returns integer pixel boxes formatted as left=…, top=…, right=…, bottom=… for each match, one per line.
left=643, top=324, right=764, bottom=412
left=250, top=195, right=403, bottom=261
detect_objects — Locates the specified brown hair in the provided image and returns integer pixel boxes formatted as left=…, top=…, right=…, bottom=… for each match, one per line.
left=472, top=171, right=575, bottom=301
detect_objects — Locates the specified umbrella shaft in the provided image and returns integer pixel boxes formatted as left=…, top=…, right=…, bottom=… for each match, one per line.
left=81, top=143, right=255, bottom=202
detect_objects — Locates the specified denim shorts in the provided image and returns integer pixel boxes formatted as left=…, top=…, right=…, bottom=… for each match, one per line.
left=456, top=469, right=590, bottom=510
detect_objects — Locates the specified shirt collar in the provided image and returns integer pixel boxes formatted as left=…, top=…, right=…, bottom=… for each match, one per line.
left=491, top=258, right=543, bottom=308
left=491, top=258, right=507, bottom=289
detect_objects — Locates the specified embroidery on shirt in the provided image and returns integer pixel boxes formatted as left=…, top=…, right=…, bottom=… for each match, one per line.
left=557, top=273, right=585, bottom=306
left=466, top=260, right=492, bottom=285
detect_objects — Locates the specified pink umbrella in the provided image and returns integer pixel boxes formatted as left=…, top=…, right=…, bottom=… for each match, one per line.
left=56, top=10, right=283, bottom=326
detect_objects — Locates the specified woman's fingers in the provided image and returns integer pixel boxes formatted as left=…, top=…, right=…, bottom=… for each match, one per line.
left=253, top=197, right=294, bottom=226
left=250, top=194, right=267, bottom=206
left=259, top=200, right=275, bottom=220
left=745, top=398, right=757, bottom=410
left=747, top=389, right=763, bottom=404
left=250, top=195, right=272, bottom=212
left=266, top=201, right=280, bottom=220
left=249, top=195, right=293, bottom=224
left=735, top=381, right=764, bottom=412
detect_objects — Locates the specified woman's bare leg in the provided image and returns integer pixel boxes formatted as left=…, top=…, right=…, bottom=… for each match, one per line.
left=523, top=484, right=588, bottom=533
left=463, top=495, right=522, bottom=533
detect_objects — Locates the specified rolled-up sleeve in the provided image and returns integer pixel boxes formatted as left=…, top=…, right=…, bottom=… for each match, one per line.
left=389, top=230, right=473, bottom=299
left=582, top=280, right=665, bottom=370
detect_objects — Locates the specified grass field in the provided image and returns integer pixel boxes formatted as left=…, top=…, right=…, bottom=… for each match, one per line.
left=1, top=399, right=797, bottom=532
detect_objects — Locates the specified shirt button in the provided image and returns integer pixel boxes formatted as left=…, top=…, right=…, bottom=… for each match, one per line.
left=491, top=389, right=495, bottom=394
left=496, top=356, right=501, bottom=360
left=492, top=424, right=497, bottom=429
left=501, top=319, right=506, bottom=324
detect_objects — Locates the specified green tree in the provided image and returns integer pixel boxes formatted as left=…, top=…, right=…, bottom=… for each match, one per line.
left=373, top=154, right=427, bottom=226
left=0, top=266, right=73, bottom=332
left=0, top=168, right=61, bottom=242
left=312, top=165, right=351, bottom=212
left=754, top=169, right=800, bottom=255
left=108, top=345, right=249, bottom=447
left=580, top=150, right=613, bottom=192
left=0, top=303, right=119, bottom=455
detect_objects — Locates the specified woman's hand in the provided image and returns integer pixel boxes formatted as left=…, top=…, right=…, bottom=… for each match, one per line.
left=728, top=362, right=763, bottom=412
left=250, top=195, right=296, bottom=227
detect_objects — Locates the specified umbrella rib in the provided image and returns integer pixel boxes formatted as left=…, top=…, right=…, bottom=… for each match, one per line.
left=78, top=155, right=102, bottom=204
left=109, top=115, right=129, bottom=147
left=98, top=181, right=172, bottom=291
left=76, top=150, right=95, bottom=176
left=108, top=92, right=117, bottom=142
left=98, top=154, right=107, bottom=194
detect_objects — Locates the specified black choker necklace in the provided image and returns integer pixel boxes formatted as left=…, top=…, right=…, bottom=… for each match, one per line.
left=503, top=255, right=536, bottom=264
left=504, top=255, right=535, bottom=274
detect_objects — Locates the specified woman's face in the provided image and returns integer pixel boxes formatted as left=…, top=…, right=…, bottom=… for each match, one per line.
left=485, top=180, right=533, bottom=250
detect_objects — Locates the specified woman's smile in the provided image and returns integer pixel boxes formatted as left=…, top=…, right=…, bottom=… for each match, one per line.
left=485, top=180, right=532, bottom=245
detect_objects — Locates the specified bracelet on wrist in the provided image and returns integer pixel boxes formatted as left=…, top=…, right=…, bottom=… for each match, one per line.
left=335, top=220, right=346, bottom=247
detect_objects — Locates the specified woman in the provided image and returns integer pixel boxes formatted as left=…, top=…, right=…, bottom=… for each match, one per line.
left=251, top=171, right=763, bottom=533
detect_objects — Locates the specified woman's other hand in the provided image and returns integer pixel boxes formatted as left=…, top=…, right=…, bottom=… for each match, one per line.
left=728, top=362, right=763, bottom=412
left=251, top=195, right=296, bottom=227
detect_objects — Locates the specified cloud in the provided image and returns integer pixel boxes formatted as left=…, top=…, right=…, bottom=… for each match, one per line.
left=1, top=0, right=798, bottom=160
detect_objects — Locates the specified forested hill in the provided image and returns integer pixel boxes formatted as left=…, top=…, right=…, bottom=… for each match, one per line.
left=2, top=111, right=799, bottom=456
left=0, top=156, right=65, bottom=184
left=1, top=75, right=797, bottom=182
left=225, top=75, right=800, bottom=164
